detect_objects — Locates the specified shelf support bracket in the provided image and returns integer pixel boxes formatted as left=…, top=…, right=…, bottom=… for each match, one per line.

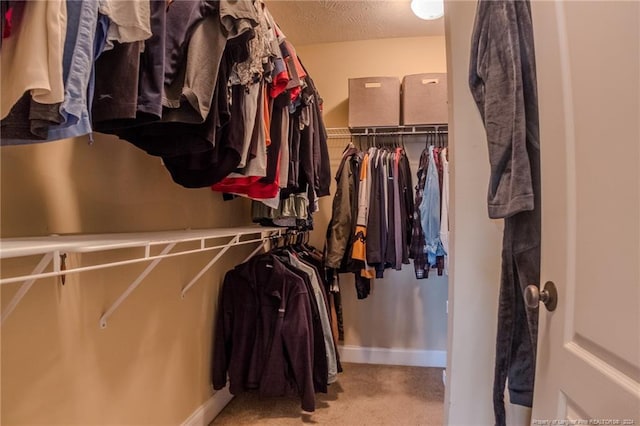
left=242, top=239, right=268, bottom=264
left=181, top=235, right=240, bottom=299
left=1, top=253, right=53, bottom=326
left=100, top=242, right=176, bottom=329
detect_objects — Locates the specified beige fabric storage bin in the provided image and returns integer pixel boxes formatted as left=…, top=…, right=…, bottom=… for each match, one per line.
left=401, top=73, right=448, bottom=125
left=348, top=77, right=400, bottom=128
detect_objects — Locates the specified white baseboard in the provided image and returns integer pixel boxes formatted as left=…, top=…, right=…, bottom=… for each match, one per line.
left=181, top=386, right=234, bottom=426
left=338, top=345, right=447, bottom=368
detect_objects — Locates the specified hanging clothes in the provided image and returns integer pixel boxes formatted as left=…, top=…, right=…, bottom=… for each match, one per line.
left=366, top=148, right=388, bottom=278
left=420, top=146, right=446, bottom=268
left=325, top=142, right=415, bottom=298
left=0, top=0, right=331, bottom=230
left=286, top=238, right=343, bottom=376
left=0, top=0, right=67, bottom=115
left=392, top=148, right=404, bottom=269
left=1, top=1, right=106, bottom=143
left=324, top=145, right=371, bottom=299
left=440, top=147, right=450, bottom=275
left=161, top=7, right=228, bottom=124
left=383, top=150, right=397, bottom=271
left=0, top=0, right=67, bottom=135
left=325, top=146, right=360, bottom=271
left=275, top=250, right=329, bottom=395
left=1, top=1, right=14, bottom=43
left=408, top=134, right=450, bottom=279
left=212, top=254, right=316, bottom=412
left=351, top=150, right=374, bottom=279
left=432, top=146, right=445, bottom=275
left=99, top=0, right=151, bottom=50
left=285, top=251, right=338, bottom=384
left=409, top=147, right=430, bottom=279
left=44, top=0, right=101, bottom=141
left=469, top=1, right=541, bottom=425
left=213, top=237, right=343, bottom=412
left=397, top=146, right=415, bottom=268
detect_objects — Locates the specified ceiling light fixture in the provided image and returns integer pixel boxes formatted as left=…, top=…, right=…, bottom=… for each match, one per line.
left=411, top=0, right=444, bottom=20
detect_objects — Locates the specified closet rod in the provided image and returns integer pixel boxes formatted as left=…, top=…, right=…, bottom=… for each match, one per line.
left=326, top=125, right=448, bottom=139
left=351, top=131, right=448, bottom=136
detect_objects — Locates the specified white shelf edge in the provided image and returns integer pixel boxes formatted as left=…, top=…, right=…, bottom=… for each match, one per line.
left=0, top=226, right=281, bottom=260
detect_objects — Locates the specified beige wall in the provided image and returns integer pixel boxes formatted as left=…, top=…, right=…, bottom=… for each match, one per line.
left=297, top=37, right=448, bottom=352
left=298, top=36, right=447, bottom=128
left=443, top=1, right=505, bottom=424
left=0, top=135, right=253, bottom=237
left=1, top=135, right=255, bottom=424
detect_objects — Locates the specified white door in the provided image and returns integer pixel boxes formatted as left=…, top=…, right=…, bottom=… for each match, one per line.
left=530, top=0, right=640, bottom=423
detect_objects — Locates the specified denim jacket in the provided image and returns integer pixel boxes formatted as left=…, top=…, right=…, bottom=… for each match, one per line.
left=419, top=146, right=446, bottom=266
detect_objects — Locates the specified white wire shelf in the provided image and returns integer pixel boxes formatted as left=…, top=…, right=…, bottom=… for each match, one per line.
left=0, top=226, right=284, bottom=328
left=326, top=124, right=448, bottom=139
left=0, top=226, right=279, bottom=260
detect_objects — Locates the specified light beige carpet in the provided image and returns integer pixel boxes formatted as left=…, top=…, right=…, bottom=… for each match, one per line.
left=211, top=363, right=445, bottom=425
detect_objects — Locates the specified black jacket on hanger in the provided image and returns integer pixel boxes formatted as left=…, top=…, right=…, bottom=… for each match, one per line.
left=212, top=254, right=316, bottom=412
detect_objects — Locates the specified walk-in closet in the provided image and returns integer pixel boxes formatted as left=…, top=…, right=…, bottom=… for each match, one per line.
left=5, top=1, right=633, bottom=425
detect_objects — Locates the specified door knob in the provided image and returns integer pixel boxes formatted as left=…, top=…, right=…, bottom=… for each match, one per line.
left=524, top=281, right=558, bottom=311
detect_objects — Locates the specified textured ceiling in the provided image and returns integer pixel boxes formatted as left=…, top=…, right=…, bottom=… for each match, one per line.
left=265, top=0, right=445, bottom=46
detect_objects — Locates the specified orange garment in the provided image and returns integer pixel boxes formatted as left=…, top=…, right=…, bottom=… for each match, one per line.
left=352, top=153, right=376, bottom=279
left=263, top=87, right=271, bottom=147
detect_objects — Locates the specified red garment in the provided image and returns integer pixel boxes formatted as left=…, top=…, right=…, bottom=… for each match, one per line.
left=3, top=7, right=13, bottom=39
left=212, top=87, right=281, bottom=199
left=288, top=86, right=301, bottom=103
left=211, top=146, right=281, bottom=199
left=269, top=70, right=289, bottom=99
left=210, top=163, right=280, bottom=199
